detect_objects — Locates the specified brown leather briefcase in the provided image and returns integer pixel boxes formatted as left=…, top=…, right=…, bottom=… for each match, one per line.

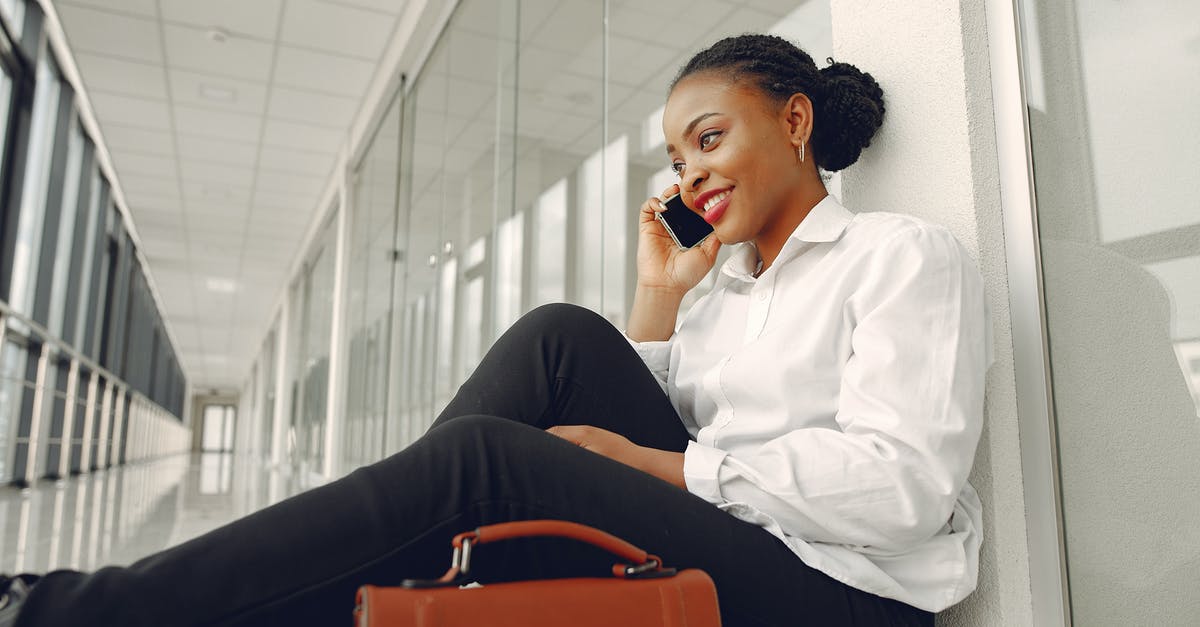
left=354, top=519, right=721, bottom=626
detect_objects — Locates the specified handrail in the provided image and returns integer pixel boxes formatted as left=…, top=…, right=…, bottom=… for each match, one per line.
left=0, top=298, right=178, bottom=417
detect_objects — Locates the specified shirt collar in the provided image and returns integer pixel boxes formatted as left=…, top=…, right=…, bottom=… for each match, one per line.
left=790, top=194, right=853, bottom=244
left=720, top=195, right=854, bottom=282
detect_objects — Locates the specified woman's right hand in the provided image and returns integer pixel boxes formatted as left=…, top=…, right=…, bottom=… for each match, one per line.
left=636, top=184, right=723, bottom=295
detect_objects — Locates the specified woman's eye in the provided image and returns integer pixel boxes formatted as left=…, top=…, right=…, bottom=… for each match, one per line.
left=699, top=130, right=721, bottom=149
left=671, top=161, right=685, bottom=175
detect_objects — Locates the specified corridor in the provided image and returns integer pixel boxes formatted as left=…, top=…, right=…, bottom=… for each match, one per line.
left=0, top=453, right=312, bottom=575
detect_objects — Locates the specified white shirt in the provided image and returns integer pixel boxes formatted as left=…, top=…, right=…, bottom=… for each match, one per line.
left=628, top=195, right=990, bottom=612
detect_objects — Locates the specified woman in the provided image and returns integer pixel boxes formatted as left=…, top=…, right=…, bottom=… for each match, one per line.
left=1, top=34, right=988, bottom=626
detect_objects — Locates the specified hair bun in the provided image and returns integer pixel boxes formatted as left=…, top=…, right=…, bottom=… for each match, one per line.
left=812, top=59, right=885, bottom=171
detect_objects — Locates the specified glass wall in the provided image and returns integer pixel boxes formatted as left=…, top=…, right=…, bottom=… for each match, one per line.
left=201, top=404, right=235, bottom=452
left=284, top=216, right=337, bottom=473
left=341, top=91, right=402, bottom=469
left=326, top=0, right=831, bottom=470
left=0, top=0, right=187, bottom=485
left=1020, top=0, right=1200, bottom=624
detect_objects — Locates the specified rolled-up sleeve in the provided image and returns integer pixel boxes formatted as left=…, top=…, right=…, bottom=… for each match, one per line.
left=684, top=227, right=989, bottom=552
left=625, top=333, right=674, bottom=394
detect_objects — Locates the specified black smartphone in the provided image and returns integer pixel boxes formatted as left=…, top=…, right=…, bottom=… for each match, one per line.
left=656, top=193, right=714, bottom=250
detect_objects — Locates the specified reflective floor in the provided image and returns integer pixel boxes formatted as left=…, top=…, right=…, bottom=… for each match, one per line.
left=0, top=453, right=315, bottom=575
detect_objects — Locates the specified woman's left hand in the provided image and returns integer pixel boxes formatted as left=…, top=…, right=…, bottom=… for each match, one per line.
left=546, top=425, right=686, bottom=490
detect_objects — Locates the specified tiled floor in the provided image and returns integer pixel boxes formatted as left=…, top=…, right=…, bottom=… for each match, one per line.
left=0, top=453, right=315, bottom=576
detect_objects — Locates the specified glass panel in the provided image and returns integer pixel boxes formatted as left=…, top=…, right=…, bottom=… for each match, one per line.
left=69, top=370, right=89, bottom=473
left=1019, top=1, right=1200, bottom=624
left=491, top=211, right=523, bottom=337
left=513, top=1, right=604, bottom=318
left=70, top=171, right=102, bottom=347
left=201, top=405, right=224, bottom=451
left=41, top=357, right=68, bottom=476
left=392, top=1, right=520, bottom=450
left=0, top=338, right=28, bottom=482
left=8, top=55, right=62, bottom=317
left=222, top=406, right=235, bottom=452
left=531, top=179, right=567, bottom=306
left=343, top=91, right=402, bottom=469
left=284, top=276, right=304, bottom=464
left=0, top=0, right=23, bottom=39
left=0, top=68, right=12, bottom=175
left=370, top=0, right=830, bottom=459
left=259, top=327, right=276, bottom=459
left=299, top=218, right=336, bottom=470
left=47, top=116, right=85, bottom=337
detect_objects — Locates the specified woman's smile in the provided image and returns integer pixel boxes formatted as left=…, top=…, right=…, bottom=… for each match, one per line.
left=695, top=188, right=733, bottom=224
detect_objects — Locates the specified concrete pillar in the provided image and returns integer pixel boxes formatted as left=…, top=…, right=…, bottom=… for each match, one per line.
left=830, top=1, right=1033, bottom=624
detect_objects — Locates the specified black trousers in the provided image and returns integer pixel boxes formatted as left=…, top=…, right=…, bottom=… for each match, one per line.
left=18, top=304, right=932, bottom=627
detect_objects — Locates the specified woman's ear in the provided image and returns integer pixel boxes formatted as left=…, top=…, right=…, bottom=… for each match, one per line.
left=784, top=92, right=813, bottom=147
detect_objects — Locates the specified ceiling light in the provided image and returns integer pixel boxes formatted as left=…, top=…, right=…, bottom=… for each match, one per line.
left=199, top=83, right=237, bottom=103
left=205, top=278, right=238, bottom=293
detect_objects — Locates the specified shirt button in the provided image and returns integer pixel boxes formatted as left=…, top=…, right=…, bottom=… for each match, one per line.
left=757, top=292, right=768, bottom=301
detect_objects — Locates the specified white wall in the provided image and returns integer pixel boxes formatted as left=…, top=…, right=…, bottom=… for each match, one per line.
left=830, top=0, right=1034, bottom=624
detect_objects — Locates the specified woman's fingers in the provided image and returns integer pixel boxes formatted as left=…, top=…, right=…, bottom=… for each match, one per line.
left=699, top=231, right=722, bottom=261
left=639, top=197, right=663, bottom=225
left=659, top=183, right=680, bottom=202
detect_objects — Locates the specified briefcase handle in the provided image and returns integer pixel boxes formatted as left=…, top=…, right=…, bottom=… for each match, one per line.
left=401, top=520, right=675, bottom=589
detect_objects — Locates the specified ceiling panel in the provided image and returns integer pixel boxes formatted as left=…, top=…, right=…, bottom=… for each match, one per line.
left=127, top=193, right=184, bottom=213
left=172, top=105, right=263, bottom=141
left=168, top=68, right=268, bottom=116
left=262, top=119, right=344, bottom=153
left=281, top=0, right=394, bottom=60
left=162, top=23, right=275, bottom=81
left=179, top=160, right=256, bottom=189
left=55, top=4, right=163, bottom=62
left=524, top=4, right=603, bottom=55
left=267, top=86, right=358, bottom=127
left=273, top=46, right=375, bottom=96
left=175, top=134, right=259, bottom=167
left=73, top=53, right=167, bottom=100
left=119, top=173, right=180, bottom=197
left=58, top=0, right=157, bottom=18
left=325, top=0, right=409, bottom=14
left=87, top=92, right=171, bottom=130
left=111, top=151, right=177, bottom=178
left=99, top=124, right=175, bottom=156
left=181, top=180, right=252, bottom=206
left=131, top=211, right=184, bottom=231
left=158, top=0, right=284, bottom=40
left=259, top=146, right=335, bottom=177
left=255, top=170, right=323, bottom=196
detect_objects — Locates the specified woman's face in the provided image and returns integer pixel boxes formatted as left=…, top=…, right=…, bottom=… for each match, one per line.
left=663, top=72, right=807, bottom=246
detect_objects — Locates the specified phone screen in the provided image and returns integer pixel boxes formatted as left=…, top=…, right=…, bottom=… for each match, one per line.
left=656, top=194, right=714, bottom=249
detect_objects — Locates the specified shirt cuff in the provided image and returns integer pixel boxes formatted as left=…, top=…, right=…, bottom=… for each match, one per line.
left=624, top=332, right=673, bottom=371
left=683, top=440, right=728, bottom=505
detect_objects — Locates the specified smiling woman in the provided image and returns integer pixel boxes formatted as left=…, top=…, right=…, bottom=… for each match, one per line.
left=658, top=36, right=883, bottom=272
left=2, top=33, right=987, bottom=627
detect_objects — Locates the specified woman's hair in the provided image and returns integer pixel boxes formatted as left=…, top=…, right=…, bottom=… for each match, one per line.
left=671, top=34, right=884, bottom=172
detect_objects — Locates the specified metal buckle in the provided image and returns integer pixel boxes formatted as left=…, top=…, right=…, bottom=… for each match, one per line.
left=455, top=537, right=475, bottom=575
left=623, top=557, right=660, bottom=577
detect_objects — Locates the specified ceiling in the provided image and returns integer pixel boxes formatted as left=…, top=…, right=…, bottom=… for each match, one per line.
left=45, top=0, right=825, bottom=393
left=48, top=0, right=411, bottom=389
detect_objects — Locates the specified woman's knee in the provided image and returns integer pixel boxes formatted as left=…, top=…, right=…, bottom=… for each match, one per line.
left=504, top=302, right=624, bottom=350
left=514, top=303, right=614, bottom=338
left=425, top=414, right=537, bottom=458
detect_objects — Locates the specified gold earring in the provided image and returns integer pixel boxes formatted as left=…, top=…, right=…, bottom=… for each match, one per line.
left=798, top=142, right=805, bottom=163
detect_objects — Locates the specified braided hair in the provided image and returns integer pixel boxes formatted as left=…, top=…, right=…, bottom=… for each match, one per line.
left=671, top=34, right=884, bottom=172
